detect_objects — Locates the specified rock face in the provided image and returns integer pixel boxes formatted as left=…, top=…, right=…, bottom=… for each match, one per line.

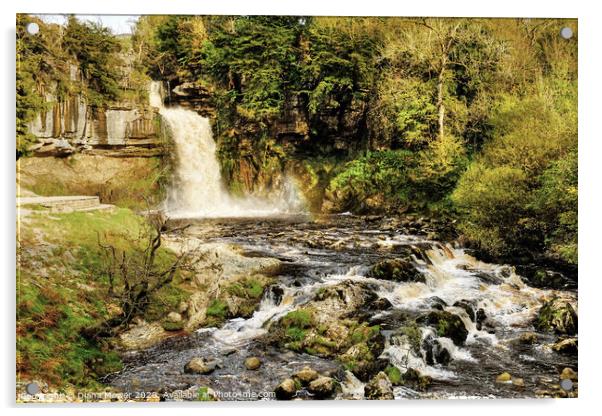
left=534, top=297, right=578, bottom=335
left=27, top=82, right=165, bottom=158
left=364, top=371, right=394, bottom=400
left=552, top=337, right=578, bottom=355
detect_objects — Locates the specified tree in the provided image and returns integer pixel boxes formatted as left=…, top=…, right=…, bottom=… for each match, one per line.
left=83, top=214, right=200, bottom=339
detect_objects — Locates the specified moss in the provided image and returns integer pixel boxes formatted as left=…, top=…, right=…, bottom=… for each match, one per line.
left=206, top=299, right=229, bottom=319
left=161, top=321, right=185, bottom=331
left=397, top=323, right=423, bottom=353
left=281, top=309, right=313, bottom=329
left=385, top=365, right=402, bottom=386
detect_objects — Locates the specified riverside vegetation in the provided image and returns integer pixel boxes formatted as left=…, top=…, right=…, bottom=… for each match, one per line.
left=16, top=15, right=577, bottom=400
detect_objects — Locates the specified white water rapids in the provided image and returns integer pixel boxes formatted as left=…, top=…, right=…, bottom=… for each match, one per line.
left=149, top=81, right=303, bottom=218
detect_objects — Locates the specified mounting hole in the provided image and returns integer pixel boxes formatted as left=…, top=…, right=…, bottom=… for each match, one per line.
left=26, top=22, right=40, bottom=35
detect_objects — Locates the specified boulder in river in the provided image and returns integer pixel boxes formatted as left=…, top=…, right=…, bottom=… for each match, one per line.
left=534, top=297, right=578, bottom=335
left=551, top=337, right=578, bottom=355
left=293, top=366, right=319, bottom=385
left=308, top=376, right=337, bottom=399
left=184, top=357, right=218, bottom=375
left=364, top=371, right=394, bottom=400
left=496, top=372, right=512, bottom=383
left=399, top=368, right=432, bottom=391
left=418, top=311, right=469, bottom=346
left=560, top=367, right=577, bottom=381
left=274, top=378, right=297, bottom=400
left=244, top=356, right=261, bottom=370
left=422, top=335, right=452, bottom=366
left=369, top=258, right=425, bottom=283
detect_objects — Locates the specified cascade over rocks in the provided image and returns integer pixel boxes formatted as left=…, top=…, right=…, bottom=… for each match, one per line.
left=417, top=311, right=469, bottom=346
left=369, top=258, right=425, bottom=283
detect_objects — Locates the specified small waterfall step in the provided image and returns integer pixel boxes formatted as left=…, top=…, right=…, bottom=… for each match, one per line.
left=17, top=196, right=114, bottom=213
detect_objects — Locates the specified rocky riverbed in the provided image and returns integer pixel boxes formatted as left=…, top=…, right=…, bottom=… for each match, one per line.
left=108, top=214, right=578, bottom=400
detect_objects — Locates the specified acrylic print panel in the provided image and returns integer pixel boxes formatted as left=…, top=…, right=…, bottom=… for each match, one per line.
left=16, top=14, right=578, bottom=402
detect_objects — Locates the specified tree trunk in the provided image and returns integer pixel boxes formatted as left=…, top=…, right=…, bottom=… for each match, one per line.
left=437, top=68, right=445, bottom=140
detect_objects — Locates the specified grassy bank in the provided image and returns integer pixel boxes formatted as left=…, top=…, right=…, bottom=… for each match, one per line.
left=16, top=208, right=190, bottom=389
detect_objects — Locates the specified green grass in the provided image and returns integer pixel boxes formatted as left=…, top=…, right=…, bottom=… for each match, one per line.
left=17, top=208, right=187, bottom=389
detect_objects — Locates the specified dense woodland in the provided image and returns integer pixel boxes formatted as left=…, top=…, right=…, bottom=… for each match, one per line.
left=17, top=15, right=577, bottom=265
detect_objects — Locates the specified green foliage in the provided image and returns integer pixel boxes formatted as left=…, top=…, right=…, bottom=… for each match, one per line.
left=63, top=16, right=123, bottom=106
left=206, top=299, right=229, bottom=319
left=385, top=365, right=402, bottom=386
left=16, top=14, right=129, bottom=157
left=328, top=150, right=416, bottom=212
left=452, top=78, right=577, bottom=261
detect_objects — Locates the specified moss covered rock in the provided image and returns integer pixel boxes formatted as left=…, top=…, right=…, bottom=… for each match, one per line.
left=418, top=311, right=469, bottom=345
left=369, top=258, right=425, bottom=283
left=534, top=297, right=578, bottom=335
left=364, top=371, right=394, bottom=400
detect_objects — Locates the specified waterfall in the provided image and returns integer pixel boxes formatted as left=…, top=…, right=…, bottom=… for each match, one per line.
left=149, top=81, right=303, bottom=218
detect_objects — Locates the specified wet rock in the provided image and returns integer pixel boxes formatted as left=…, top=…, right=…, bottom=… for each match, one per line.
left=453, top=300, right=475, bottom=320
left=560, top=367, right=577, bottom=381
left=422, top=336, right=451, bottom=366
left=364, top=371, right=394, bottom=400
left=293, top=366, right=319, bottom=385
left=369, top=258, right=425, bottom=283
left=184, top=357, right=217, bottom=375
left=552, top=337, right=578, bottom=355
left=426, top=296, right=448, bottom=311
left=534, top=297, right=578, bottom=335
left=372, top=297, right=393, bottom=311
left=476, top=308, right=487, bottom=330
left=308, top=376, right=337, bottom=399
left=496, top=372, right=512, bottom=383
left=512, top=378, right=525, bottom=388
left=518, top=332, right=538, bottom=344
left=418, top=311, right=469, bottom=346
left=269, top=285, right=285, bottom=305
left=244, top=357, right=261, bottom=370
left=399, top=368, right=432, bottom=391
left=274, top=378, right=297, bottom=400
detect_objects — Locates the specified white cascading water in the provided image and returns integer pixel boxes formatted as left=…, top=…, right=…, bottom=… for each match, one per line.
left=149, top=81, right=303, bottom=218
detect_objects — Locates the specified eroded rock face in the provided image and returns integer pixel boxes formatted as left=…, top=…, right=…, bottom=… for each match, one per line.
left=27, top=88, right=164, bottom=158
left=534, top=297, right=578, bottom=335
